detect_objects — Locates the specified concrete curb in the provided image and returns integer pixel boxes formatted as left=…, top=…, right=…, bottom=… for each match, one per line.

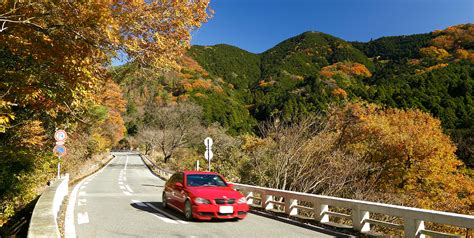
left=27, top=174, right=69, bottom=238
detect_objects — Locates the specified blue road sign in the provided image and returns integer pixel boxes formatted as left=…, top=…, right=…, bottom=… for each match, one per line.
left=53, top=144, right=67, bottom=157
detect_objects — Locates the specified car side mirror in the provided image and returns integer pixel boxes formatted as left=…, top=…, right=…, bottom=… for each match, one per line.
left=175, top=182, right=184, bottom=189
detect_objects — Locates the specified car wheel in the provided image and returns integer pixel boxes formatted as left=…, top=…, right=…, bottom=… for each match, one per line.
left=184, top=200, right=193, bottom=221
left=162, top=192, right=167, bottom=208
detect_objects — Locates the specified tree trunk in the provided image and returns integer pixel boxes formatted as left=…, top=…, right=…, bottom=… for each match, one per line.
left=164, top=154, right=171, bottom=163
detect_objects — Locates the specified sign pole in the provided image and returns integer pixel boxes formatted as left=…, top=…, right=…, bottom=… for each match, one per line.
left=53, top=129, right=67, bottom=180
left=57, top=156, right=61, bottom=179
left=196, top=160, right=200, bottom=171
left=207, top=146, right=211, bottom=172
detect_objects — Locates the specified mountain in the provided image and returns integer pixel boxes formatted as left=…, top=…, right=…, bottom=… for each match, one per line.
left=115, top=24, right=474, bottom=166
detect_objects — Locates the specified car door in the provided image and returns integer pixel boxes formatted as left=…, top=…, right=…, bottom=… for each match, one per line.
left=165, top=174, right=177, bottom=207
left=172, top=173, right=187, bottom=212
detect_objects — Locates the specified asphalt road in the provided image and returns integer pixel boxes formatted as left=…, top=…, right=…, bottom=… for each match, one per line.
left=65, top=152, right=349, bottom=238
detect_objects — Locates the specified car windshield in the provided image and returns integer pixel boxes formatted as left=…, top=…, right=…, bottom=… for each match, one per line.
left=186, top=174, right=227, bottom=187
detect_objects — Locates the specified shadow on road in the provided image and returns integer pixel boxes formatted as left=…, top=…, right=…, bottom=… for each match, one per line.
left=130, top=202, right=239, bottom=223
left=248, top=210, right=356, bottom=238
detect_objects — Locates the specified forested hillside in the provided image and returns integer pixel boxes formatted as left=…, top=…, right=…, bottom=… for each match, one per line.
left=185, top=24, right=474, bottom=167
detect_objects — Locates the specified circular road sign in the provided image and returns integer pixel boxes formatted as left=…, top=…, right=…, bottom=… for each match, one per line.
left=53, top=145, right=67, bottom=157
left=54, top=130, right=68, bottom=142
left=204, top=150, right=213, bottom=161
left=204, top=137, right=213, bottom=148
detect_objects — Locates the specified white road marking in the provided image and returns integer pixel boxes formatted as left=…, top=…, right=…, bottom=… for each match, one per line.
left=65, top=155, right=117, bottom=238
left=125, top=185, right=134, bottom=193
left=131, top=199, right=147, bottom=207
left=80, top=186, right=86, bottom=190
left=78, top=199, right=87, bottom=206
left=152, top=213, right=179, bottom=224
left=146, top=202, right=188, bottom=224
left=123, top=191, right=132, bottom=196
left=79, top=191, right=86, bottom=196
left=119, top=181, right=124, bottom=185
left=84, top=182, right=89, bottom=185
left=77, top=212, right=89, bottom=224
left=123, top=177, right=127, bottom=181
left=120, top=185, right=126, bottom=190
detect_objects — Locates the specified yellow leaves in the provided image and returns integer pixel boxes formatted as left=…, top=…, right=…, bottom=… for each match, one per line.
left=333, top=102, right=472, bottom=213
left=415, top=63, right=449, bottom=74
left=420, top=46, right=450, bottom=61
left=0, top=99, right=15, bottom=128
left=15, top=120, right=46, bottom=148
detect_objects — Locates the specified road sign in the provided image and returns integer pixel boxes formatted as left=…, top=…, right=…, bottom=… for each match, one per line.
left=204, top=137, right=213, bottom=148
left=54, top=130, right=67, bottom=141
left=53, top=144, right=67, bottom=157
left=204, top=150, right=213, bottom=161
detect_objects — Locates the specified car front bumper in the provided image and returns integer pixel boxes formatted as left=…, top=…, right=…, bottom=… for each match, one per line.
left=192, top=203, right=249, bottom=220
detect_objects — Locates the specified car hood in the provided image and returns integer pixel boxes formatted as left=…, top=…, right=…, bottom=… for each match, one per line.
left=186, top=186, right=243, bottom=199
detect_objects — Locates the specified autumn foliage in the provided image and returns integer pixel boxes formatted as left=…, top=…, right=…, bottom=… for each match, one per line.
left=320, top=62, right=372, bottom=78
left=333, top=103, right=473, bottom=213
left=0, top=1, right=210, bottom=227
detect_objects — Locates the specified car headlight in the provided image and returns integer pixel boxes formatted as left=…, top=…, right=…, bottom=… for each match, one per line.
left=237, top=197, right=247, bottom=204
left=194, top=197, right=211, bottom=204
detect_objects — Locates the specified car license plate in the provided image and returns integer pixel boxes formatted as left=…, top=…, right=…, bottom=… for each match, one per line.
left=219, top=206, right=233, bottom=214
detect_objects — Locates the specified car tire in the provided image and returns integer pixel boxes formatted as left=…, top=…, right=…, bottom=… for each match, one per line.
left=184, top=200, right=193, bottom=221
left=162, top=192, right=167, bottom=208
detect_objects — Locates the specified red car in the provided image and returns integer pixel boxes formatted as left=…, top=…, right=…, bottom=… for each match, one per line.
left=162, top=171, right=249, bottom=220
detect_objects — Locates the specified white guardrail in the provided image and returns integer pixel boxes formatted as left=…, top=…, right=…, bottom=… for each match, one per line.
left=28, top=174, right=69, bottom=238
left=140, top=154, right=474, bottom=237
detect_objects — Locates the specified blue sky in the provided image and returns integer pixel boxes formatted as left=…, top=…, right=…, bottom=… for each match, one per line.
left=191, top=0, right=474, bottom=53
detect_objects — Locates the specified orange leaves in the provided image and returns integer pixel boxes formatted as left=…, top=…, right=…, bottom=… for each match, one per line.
left=431, top=24, right=474, bottom=51
left=320, top=62, right=372, bottom=78
left=424, top=24, right=474, bottom=64
left=178, top=78, right=223, bottom=94
left=331, top=88, right=348, bottom=98
left=455, top=49, right=469, bottom=60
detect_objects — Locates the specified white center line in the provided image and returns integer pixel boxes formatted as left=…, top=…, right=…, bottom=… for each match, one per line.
left=77, top=212, right=89, bottom=225
left=123, top=191, right=132, bottom=196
